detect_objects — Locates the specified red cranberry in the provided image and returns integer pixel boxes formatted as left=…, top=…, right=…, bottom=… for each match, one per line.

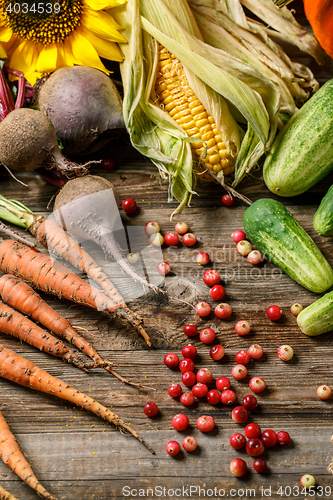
left=143, top=402, right=158, bottom=417
left=199, top=327, right=216, bottom=344
left=210, top=345, right=225, bottom=361
left=246, top=438, right=264, bottom=457
left=215, top=303, right=232, bottom=319
left=245, top=423, right=261, bottom=439
left=164, top=232, right=179, bottom=246
left=230, top=433, right=246, bottom=450
left=206, top=389, right=220, bottom=405
left=168, top=384, right=182, bottom=398
left=181, top=371, right=196, bottom=387
left=179, top=358, right=195, bottom=373
left=253, top=458, right=267, bottom=473
left=192, top=383, right=208, bottom=398
left=235, top=350, right=251, bottom=365
left=164, top=353, right=179, bottom=368
left=180, top=392, right=195, bottom=406
left=261, top=429, right=277, bottom=447
left=182, top=436, right=197, bottom=452
left=242, top=395, right=258, bottom=411
left=210, top=284, right=225, bottom=301
left=196, top=415, right=215, bottom=432
left=183, top=324, right=198, bottom=337
left=249, top=377, right=266, bottom=393
left=203, top=269, right=221, bottom=287
left=232, top=406, right=249, bottom=424
left=196, top=368, right=213, bottom=385
left=172, top=414, right=189, bottom=431
left=181, top=345, right=197, bottom=359
left=216, top=377, right=231, bottom=391
left=222, top=194, right=235, bottom=206
left=230, top=458, right=247, bottom=477
left=266, top=305, right=282, bottom=321
left=277, top=430, right=291, bottom=445
left=166, top=440, right=180, bottom=456
left=221, top=390, right=236, bottom=405
left=122, top=198, right=137, bottom=214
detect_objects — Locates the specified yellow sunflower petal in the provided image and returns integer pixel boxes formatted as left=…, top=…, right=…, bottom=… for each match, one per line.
left=81, top=8, right=127, bottom=43
left=36, top=43, right=58, bottom=73
left=84, top=0, right=125, bottom=10
left=67, top=29, right=108, bottom=73
left=0, top=44, right=6, bottom=58
left=8, top=40, right=39, bottom=78
left=0, top=26, right=12, bottom=43
left=81, top=26, right=124, bottom=61
left=24, top=71, right=43, bottom=86
left=56, top=40, right=77, bottom=68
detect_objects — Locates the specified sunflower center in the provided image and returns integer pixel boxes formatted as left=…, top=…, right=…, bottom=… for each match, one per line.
left=0, top=0, right=83, bottom=44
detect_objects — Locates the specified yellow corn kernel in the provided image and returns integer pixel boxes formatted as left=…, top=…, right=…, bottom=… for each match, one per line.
left=154, top=44, right=234, bottom=175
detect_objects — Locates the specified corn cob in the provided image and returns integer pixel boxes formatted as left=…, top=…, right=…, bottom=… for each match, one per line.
left=154, top=44, right=235, bottom=175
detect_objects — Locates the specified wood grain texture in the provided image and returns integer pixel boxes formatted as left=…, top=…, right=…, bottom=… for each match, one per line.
left=0, top=4, right=333, bottom=498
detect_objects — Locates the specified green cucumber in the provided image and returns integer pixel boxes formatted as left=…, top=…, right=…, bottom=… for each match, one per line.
left=243, top=198, right=333, bottom=293
left=313, top=184, right=333, bottom=236
left=263, top=79, right=333, bottom=197
left=297, top=291, right=333, bottom=336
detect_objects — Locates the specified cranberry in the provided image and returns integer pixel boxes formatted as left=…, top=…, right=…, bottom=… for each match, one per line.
left=235, top=320, right=251, bottom=336
left=145, top=221, right=160, bottom=236
left=300, top=475, right=316, bottom=487
left=266, top=305, right=282, bottom=321
left=196, top=415, right=215, bottom=432
left=165, top=440, right=180, bottom=456
left=277, top=345, right=294, bottom=361
left=206, top=389, right=220, bottom=405
left=291, top=303, right=303, bottom=316
left=182, top=436, right=197, bottom=452
left=236, top=240, right=252, bottom=256
left=232, top=406, right=249, bottom=424
left=183, top=233, right=197, bottom=247
left=175, top=222, right=188, bottom=235
left=248, top=344, right=264, bottom=360
left=210, top=284, right=226, bottom=301
left=230, top=433, right=246, bottom=450
left=180, top=392, right=195, bottom=406
left=196, top=368, right=213, bottom=385
left=231, top=364, right=248, bottom=381
left=215, top=303, right=232, bottom=319
left=261, top=429, right=277, bottom=447
left=249, top=377, right=266, bottom=393
left=277, top=430, right=290, bottom=445
left=181, top=371, right=196, bottom=387
left=221, top=389, right=236, bottom=405
left=196, top=252, right=210, bottom=265
left=195, top=302, right=211, bottom=317
left=246, top=438, right=264, bottom=457
left=199, top=327, right=216, bottom=344
left=164, top=231, right=179, bottom=246
left=203, top=269, right=221, bottom=286
left=122, top=198, right=137, bottom=214
left=248, top=250, right=263, bottom=265
left=183, top=324, right=198, bottom=338
left=164, top=353, right=179, bottom=368
left=317, top=385, right=332, bottom=400
left=181, top=345, right=197, bottom=359
left=192, top=383, right=208, bottom=398
left=245, top=423, right=261, bottom=439
left=230, top=458, right=247, bottom=477
left=102, top=158, right=115, bottom=170
left=242, top=395, right=257, bottom=411
left=179, top=358, right=195, bottom=373
left=157, top=262, right=170, bottom=275
left=143, top=402, right=158, bottom=417
left=210, top=345, right=225, bottom=361
left=253, top=458, right=267, bottom=473
left=168, top=384, right=182, bottom=398
left=235, top=350, right=251, bottom=365
left=232, top=230, right=246, bottom=243
left=216, top=376, right=231, bottom=391
left=127, top=253, right=139, bottom=264
left=222, top=194, right=235, bottom=206
left=172, top=414, right=189, bottom=431
left=150, top=233, right=164, bottom=246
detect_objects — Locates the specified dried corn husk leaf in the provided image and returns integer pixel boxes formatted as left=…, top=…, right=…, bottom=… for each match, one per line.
left=239, top=0, right=324, bottom=64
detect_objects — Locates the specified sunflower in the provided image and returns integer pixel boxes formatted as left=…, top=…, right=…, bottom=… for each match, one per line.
left=0, top=0, right=127, bottom=85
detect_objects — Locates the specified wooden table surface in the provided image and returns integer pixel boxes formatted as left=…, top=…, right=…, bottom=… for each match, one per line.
left=1, top=5, right=333, bottom=500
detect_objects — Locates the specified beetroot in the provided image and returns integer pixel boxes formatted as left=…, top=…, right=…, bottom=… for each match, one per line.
left=0, top=108, right=87, bottom=176
left=37, top=66, right=125, bottom=155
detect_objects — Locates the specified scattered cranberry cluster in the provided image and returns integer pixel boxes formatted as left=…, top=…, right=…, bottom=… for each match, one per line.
left=229, top=423, right=291, bottom=477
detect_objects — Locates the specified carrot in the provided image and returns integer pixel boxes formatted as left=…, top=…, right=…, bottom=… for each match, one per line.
left=0, top=485, right=20, bottom=500
left=0, top=345, right=154, bottom=454
left=0, top=274, right=152, bottom=389
left=0, top=410, right=57, bottom=500
left=0, top=300, right=97, bottom=372
left=0, top=239, right=151, bottom=346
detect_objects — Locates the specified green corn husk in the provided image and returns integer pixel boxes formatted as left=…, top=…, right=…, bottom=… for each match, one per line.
left=112, top=0, right=280, bottom=215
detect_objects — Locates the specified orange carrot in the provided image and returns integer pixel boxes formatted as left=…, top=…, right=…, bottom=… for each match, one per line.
left=0, top=345, right=154, bottom=454
left=0, top=274, right=152, bottom=389
left=30, top=216, right=128, bottom=306
left=0, top=485, right=20, bottom=500
left=0, top=410, right=57, bottom=500
left=0, top=300, right=96, bottom=372
left=0, top=239, right=151, bottom=346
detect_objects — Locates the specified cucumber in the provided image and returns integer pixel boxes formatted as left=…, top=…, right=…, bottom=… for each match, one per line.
left=313, top=184, right=333, bottom=236
left=243, top=198, right=333, bottom=293
left=297, top=291, right=333, bottom=336
left=263, top=79, right=333, bottom=197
